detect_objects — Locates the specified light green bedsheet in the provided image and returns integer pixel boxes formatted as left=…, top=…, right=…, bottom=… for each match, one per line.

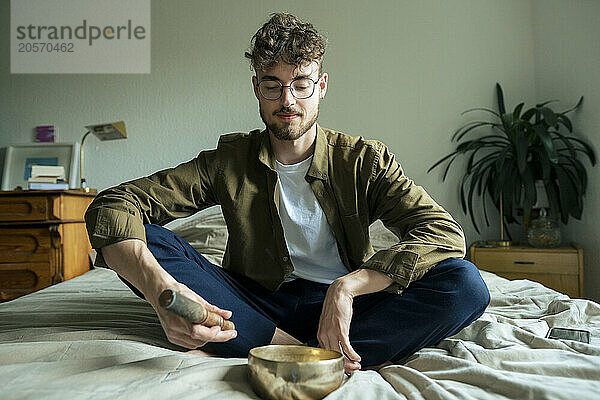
left=1, top=266, right=599, bottom=399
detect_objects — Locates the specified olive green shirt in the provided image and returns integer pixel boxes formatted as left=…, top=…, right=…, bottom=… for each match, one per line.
left=85, top=125, right=466, bottom=294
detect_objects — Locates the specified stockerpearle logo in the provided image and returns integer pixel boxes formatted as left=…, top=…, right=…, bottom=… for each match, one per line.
left=11, top=0, right=150, bottom=74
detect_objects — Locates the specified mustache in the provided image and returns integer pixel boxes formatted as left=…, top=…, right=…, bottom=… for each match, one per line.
left=274, top=107, right=302, bottom=116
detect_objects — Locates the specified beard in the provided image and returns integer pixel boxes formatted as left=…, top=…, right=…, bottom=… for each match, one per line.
left=260, top=104, right=319, bottom=141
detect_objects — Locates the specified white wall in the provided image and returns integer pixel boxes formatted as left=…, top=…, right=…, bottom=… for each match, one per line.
left=532, top=0, right=600, bottom=301
left=0, top=0, right=536, bottom=239
left=5, top=1, right=595, bottom=298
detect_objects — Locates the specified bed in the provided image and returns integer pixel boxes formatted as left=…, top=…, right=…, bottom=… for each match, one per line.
left=1, top=206, right=599, bottom=399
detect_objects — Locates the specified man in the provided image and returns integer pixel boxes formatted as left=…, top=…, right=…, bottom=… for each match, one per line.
left=85, top=13, right=490, bottom=375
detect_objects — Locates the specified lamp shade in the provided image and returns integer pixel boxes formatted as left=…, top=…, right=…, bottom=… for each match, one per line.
left=84, top=121, right=127, bottom=141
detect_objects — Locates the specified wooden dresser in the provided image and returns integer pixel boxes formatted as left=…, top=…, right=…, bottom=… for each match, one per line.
left=470, top=242, right=584, bottom=298
left=0, top=190, right=96, bottom=301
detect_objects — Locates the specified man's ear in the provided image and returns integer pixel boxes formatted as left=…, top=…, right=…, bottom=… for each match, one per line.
left=252, top=75, right=260, bottom=100
left=319, top=73, right=328, bottom=99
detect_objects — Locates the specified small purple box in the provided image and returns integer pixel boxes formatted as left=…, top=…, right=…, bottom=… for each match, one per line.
left=35, top=125, right=55, bottom=142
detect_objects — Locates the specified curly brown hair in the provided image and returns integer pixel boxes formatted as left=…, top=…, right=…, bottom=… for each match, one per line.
left=245, top=13, right=327, bottom=74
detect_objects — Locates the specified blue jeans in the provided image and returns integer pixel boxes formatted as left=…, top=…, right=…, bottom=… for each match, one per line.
left=121, top=224, right=490, bottom=367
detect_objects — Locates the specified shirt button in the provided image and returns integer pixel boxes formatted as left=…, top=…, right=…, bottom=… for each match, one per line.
left=282, top=256, right=289, bottom=262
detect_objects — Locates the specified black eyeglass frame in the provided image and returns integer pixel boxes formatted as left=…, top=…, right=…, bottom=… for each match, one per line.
left=256, top=75, right=322, bottom=101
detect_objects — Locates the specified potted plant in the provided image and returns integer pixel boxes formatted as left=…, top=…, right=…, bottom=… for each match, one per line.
left=428, top=83, right=596, bottom=240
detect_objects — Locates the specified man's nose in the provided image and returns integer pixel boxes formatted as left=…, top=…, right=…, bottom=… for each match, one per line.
left=280, top=86, right=296, bottom=107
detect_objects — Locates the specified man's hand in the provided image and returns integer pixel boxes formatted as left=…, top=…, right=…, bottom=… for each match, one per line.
left=101, top=239, right=237, bottom=351
left=317, top=269, right=395, bottom=375
left=317, top=280, right=362, bottom=375
left=149, top=281, right=237, bottom=350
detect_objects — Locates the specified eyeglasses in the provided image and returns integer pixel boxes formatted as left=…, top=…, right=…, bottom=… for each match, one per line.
left=257, top=76, right=321, bottom=100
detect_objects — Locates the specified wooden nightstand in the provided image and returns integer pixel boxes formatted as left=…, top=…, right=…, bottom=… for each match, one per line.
left=470, top=242, right=584, bottom=298
left=0, top=190, right=96, bottom=301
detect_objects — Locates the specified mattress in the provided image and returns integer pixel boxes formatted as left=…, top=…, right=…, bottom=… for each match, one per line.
left=1, top=208, right=599, bottom=399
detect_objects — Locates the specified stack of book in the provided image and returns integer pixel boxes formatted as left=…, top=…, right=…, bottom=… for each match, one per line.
left=28, top=165, right=69, bottom=190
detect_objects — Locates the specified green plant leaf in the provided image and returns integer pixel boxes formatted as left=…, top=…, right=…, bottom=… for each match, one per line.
left=521, top=168, right=536, bottom=225
left=535, top=126, right=558, bottom=163
left=496, top=83, right=506, bottom=115
left=541, top=107, right=558, bottom=127
left=558, top=158, right=587, bottom=195
left=551, top=130, right=577, bottom=158
left=481, top=178, right=491, bottom=227
left=502, top=168, right=516, bottom=222
left=500, top=113, right=514, bottom=137
left=476, top=161, right=494, bottom=195
left=556, top=114, right=573, bottom=132
left=452, top=121, right=498, bottom=142
left=492, top=148, right=509, bottom=187
left=441, top=156, right=458, bottom=181
left=491, top=155, right=512, bottom=206
left=466, top=158, right=498, bottom=231
left=521, top=107, right=537, bottom=121
left=563, top=137, right=597, bottom=165
left=467, top=171, right=480, bottom=233
left=471, top=153, right=498, bottom=179
left=456, top=140, right=474, bottom=152
left=556, top=167, right=580, bottom=222
left=570, top=157, right=588, bottom=190
left=461, top=107, right=500, bottom=117
left=535, top=99, right=559, bottom=108
left=514, top=171, right=522, bottom=206
left=537, top=149, right=552, bottom=180
left=470, top=157, right=496, bottom=194
left=427, top=151, right=458, bottom=174
left=486, top=182, right=499, bottom=210
left=556, top=147, right=594, bottom=168
left=544, top=180, right=561, bottom=221
left=515, top=131, right=529, bottom=173
left=466, top=149, right=479, bottom=174
left=513, top=102, right=525, bottom=120
left=559, top=164, right=583, bottom=199
left=569, top=168, right=584, bottom=204
left=560, top=96, right=584, bottom=114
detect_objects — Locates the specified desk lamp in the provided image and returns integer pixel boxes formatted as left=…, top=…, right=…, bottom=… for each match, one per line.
left=80, top=121, right=127, bottom=191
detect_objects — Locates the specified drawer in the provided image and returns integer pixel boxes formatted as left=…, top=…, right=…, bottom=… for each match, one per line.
left=0, top=227, right=52, bottom=263
left=0, top=196, right=48, bottom=221
left=0, top=262, right=52, bottom=301
left=473, top=250, right=579, bottom=275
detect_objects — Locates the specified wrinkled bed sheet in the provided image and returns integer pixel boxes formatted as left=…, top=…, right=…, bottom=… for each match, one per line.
left=2, top=208, right=599, bottom=399
left=1, top=267, right=599, bottom=399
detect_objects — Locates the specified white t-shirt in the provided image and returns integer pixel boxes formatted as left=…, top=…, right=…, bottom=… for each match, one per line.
left=276, top=156, right=348, bottom=284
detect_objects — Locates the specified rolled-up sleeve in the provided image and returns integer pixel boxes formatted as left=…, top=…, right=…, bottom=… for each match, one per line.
left=360, top=142, right=466, bottom=293
left=85, top=149, right=219, bottom=264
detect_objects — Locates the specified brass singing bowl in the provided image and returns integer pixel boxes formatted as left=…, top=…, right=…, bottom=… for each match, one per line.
left=248, top=345, right=345, bottom=400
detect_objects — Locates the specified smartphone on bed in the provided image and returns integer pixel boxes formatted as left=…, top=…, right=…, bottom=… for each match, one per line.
left=546, top=327, right=590, bottom=343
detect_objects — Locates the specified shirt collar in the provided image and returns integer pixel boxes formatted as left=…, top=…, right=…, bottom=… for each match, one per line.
left=258, top=124, right=329, bottom=181
left=258, top=128, right=277, bottom=171
left=306, top=124, right=329, bottom=181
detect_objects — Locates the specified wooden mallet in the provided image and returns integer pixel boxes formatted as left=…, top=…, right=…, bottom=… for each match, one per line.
left=159, top=289, right=235, bottom=331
